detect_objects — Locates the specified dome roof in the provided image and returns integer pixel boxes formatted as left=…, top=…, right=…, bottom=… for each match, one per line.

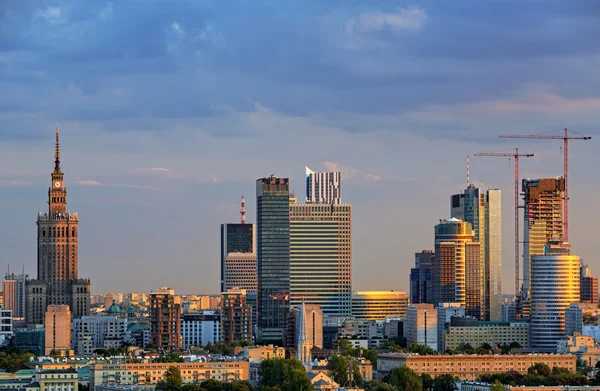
left=107, top=302, right=122, bottom=314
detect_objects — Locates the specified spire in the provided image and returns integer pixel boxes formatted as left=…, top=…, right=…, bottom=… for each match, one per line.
left=240, top=195, right=246, bottom=224
left=54, top=123, right=61, bottom=171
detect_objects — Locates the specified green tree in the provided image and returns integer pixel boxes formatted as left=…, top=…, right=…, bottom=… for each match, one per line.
left=363, top=349, right=378, bottom=369
left=199, top=379, right=224, bottom=391
left=337, top=339, right=353, bottom=355
left=490, top=380, right=505, bottom=391
left=365, top=381, right=397, bottom=391
left=388, top=366, right=422, bottom=391
left=432, top=374, right=457, bottom=391
left=407, top=343, right=436, bottom=355
left=259, top=358, right=311, bottom=391
left=154, top=353, right=184, bottom=363
left=181, top=384, right=206, bottom=391
left=420, top=374, right=433, bottom=391
left=528, top=363, right=551, bottom=377
left=327, top=355, right=361, bottom=386
left=156, top=367, right=183, bottom=391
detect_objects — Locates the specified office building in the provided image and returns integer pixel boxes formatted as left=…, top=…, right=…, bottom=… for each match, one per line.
left=149, top=287, right=181, bottom=351
left=181, top=311, right=220, bottom=348
left=378, top=353, right=575, bottom=381
left=289, top=199, right=352, bottom=317
left=221, top=289, right=252, bottom=344
left=256, top=175, right=290, bottom=344
left=433, top=218, right=481, bottom=318
left=580, top=265, right=598, bottom=304
left=221, top=197, right=257, bottom=294
left=444, top=318, right=530, bottom=351
left=3, top=272, right=27, bottom=319
left=0, top=308, right=13, bottom=345
left=13, top=328, right=45, bottom=355
left=351, top=291, right=408, bottom=321
left=305, top=167, right=341, bottom=204
left=45, top=305, right=71, bottom=356
left=405, top=304, right=438, bottom=351
left=71, top=316, right=131, bottom=356
left=451, top=186, right=502, bottom=321
left=565, top=303, right=598, bottom=337
left=90, top=361, right=249, bottom=390
left=410, top=250, right=434, bottom=305
left=522, top=177, right=565, bottom=295
left=27, top=127, right=90, bottom=324
left=530, top=240, right=580, bottom=352
left=436, top=303, right=465, bottom=351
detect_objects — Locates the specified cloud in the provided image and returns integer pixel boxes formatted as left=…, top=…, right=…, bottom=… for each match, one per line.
left=78, top=179, right=162, bottom=191
left=474, top=91, right=600, bottom=114
left=135, top=167, right=171, bottom=174
left=323, top=161, right=381, bottom=182
left=210, top=175, right=221, bottom=184
left=0, top=179, right=33, bottom=187
left=345, top=6, right=429, bottom=36
left=36, top=6, right=65, bottom=25
left=78, top=180, right=102, bottom=186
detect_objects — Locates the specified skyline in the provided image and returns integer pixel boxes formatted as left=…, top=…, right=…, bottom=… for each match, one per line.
left=1, top=1, right=599, bottom=294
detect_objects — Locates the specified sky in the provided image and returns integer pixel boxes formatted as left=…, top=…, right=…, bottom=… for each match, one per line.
left=1, top=0, right=599, bottom=295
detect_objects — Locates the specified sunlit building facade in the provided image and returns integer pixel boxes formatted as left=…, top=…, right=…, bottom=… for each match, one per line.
left=351, top=291, right=408, bottom=321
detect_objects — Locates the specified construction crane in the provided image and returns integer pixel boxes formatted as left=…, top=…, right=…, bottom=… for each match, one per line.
left=474, top=148, right=534, bottom=299
left=499, top=128, right=591, bottom=242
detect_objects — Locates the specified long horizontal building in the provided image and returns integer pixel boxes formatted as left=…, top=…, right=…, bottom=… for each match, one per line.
left=90, top=361, right=248, bottom=390
left=351, top=291, right=408, bottom=321
left=444, top=318, right=530, bottom=351
left=377, top=353, right=575, bottom=380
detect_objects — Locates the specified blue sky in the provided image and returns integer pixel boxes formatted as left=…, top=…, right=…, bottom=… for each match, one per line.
left=1, top=0, right=599, bottom=294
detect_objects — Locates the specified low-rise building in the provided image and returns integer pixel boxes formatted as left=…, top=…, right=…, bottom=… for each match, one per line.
left=89, top=361, right=248, bottom=391
left=444, top=319, right=530, bottom=351
left=557, top=333, right=600, bottom=367
left=13, top=328, right=44, bottom=355
left=377, top=353, right=576, bottom=380
left=245, top=345, right=285, bottom=361
left=0, top=307, right=13, bottom=345
left=459, top=382, right=600, bottom=391
left=565, top=303, right=598, bottom=337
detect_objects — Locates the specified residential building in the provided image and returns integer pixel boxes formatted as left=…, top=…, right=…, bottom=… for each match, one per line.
left=410, top=251, right=434, bottom=305
left=45, top=305, right=71, bottom=356
left=377, top=353, right=575, bottom=380
left=221, top=289, right=252, bottom=344
left=3, top=272, right=27, bottom=318
left=444, top=318, right=530, bottom=351
left=181, top=311, right=220, bottom=348
left=522, top=177, right=565, bottom=296
left=451, top=186, right=502, bottom=321
left=436, top=303, right=465, bottom=351
left=0, top=308, right=13, bottom=345
left=289, top=200, right=352, bottom=317
left=405, top=304, right=438, bottom=351
left=71, top=316, right=131, bottom=356
left=530, top=240, right=580, bottom=352
left=565, top=303, right=598, bottom=336
left=256, top=175, right=290, bottom=345
left=351, top=291, right=408, bottom=321
left=433, top=218, right=481, bottom=318
left=580, top=265, right=599, bottom=304
left=13, top=328, right=45, bottom=355
left=27, top=127, right=91, bottom=324
left=221, top=197, right=256, bottom=294
left=149, top=287, right=181, bottom=351
left=89, top=361, right=249, bottom=390
left=37, top=369, right=78, bottom=391
left=245, top=345, right=286, bottom=360
left=305, top=167, right=341, bottom=205
left=557, top=333, right=600, bottom=367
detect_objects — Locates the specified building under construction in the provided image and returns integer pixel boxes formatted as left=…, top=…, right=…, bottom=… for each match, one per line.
left=522, top=177, right=565, bottom=298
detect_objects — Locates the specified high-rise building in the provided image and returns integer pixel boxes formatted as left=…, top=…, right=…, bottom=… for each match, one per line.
left=221, top=289, right=252, bottom=344
left=221, top=197, right=257, bottom=294
left=451, top=186, right=502, bottom=321
left=27, top=126, right=90, bottom=324
left=351, top=291, right=409, bottom=321
left=181, top=311, right=221, bottom=348
left=256, top=175, right=290, bottom=345
left=522, top=177, right=565, bottom=295
left=580, top=265, right=598, bottom=304
left=432, top=218, right=481, bottom=318
left=305, top=167, right=341, bottom=204
left=530, top=240, right=580, bottom=352
left=286, top=303, right=323, bottom=352
left=149, top=287, right=181, bottom=351
left=289, top=199, right=352, bottom=317
left=3, top=272, right=27, bottom=318
left=410, top=251, right=434, bottom=305
left=405, top=304, right=438, bottom=351
left=45, top=305, right=71, bottom=356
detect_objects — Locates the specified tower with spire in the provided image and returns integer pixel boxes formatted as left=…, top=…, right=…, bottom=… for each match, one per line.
left=26, top=125, right=91, bottom=325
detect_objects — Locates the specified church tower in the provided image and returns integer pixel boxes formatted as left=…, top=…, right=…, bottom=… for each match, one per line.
left=27, top=125, right=90, bottom=324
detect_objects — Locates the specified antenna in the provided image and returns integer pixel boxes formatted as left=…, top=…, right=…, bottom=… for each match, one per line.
left=466, top=155, right=470, bottom=186
left=240, top=195, right=246, bottom=224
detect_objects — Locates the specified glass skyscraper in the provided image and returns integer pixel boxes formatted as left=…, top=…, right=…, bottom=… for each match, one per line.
left=220, top=223, right=256, bottom=293
left=256, top=175, right=290, bottom=345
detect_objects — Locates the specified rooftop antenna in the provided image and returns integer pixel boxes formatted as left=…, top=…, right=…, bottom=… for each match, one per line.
left=466, top=155, right=470, bottom=186
left=240, top=195, right=246, bottom=224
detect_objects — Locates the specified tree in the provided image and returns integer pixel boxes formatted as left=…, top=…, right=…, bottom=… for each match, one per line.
left=199, top=379, right=224, bottom=391
left=388, top=366, right=422, bottom=391
left=337, top=339, right=353, bottom=355
left=420, top=374, right=433, bottom=391
left=327, top=355, right=361, bottom=386
left=432, top=374, right=457, bottom=391
left=365, top=381, right=397, bottom=391
left=480, top=343, right=493, bottom=351
left=528, top=363, right=551, bottom=377
left=156, top=367, right=182, bottom=391
left=154, top=353, right=184, bottom=363
left=490, top=380, right=505, bottom=391
left=259, top=358, right=311, bottom=391
left=407, top=343, right=436, bottom=355
left=363, top=349, right=378, bottom=369
left=181, top=385, right=206, bottom=391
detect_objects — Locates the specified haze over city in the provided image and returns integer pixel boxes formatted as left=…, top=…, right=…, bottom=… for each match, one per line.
left=1, top=1, right=599, bottom=294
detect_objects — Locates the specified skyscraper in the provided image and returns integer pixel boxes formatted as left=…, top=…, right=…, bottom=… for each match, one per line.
left=26, top=126, right=90, bottom=325
left=3, top=272, right=27, bottom=318
left=305, top=167, right=341, bottom=204
left=432, top=218, right=481, bottom=318
left=149, top=287, right=181, bottom=351
left=221, top=196, right=256, bottom=294
left=410, top=251, right=434, bottom=305
left=289, top=198, right=352, bottom=317
left=451, top=186, right=502, bottom=321
left=522, top=177, right=565, bottom=295
left=580, top=265, right=598, bottom=304
left=530, top=240, right=580, bottom=352
left=256, top=175, right=290, bottom=345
